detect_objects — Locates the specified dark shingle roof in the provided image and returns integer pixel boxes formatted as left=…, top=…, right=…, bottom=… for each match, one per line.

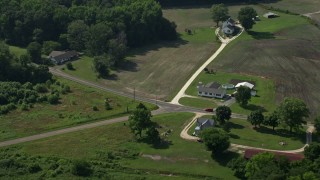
left=197, top=118, right=215, bottom=126
left=49, top=51, right=79, bottom=62
left=205, top=82, right=221, bottom=89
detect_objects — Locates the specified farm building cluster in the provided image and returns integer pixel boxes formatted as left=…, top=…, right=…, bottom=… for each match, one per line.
left=197, top=79, right=256, bottom=99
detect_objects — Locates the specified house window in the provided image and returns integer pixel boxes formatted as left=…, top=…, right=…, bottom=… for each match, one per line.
left=199, top=91, right=202, bottom=94
left=204, top=92, right=208, bottom=95
left=209, top=93, right=213, bottom=95
left=216, top=94, right=221, bottom=96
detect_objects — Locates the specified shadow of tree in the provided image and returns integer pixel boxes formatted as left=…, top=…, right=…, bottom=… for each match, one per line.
left=229, top=133, right=240, bottom=139
left=243, top=104, right=268, bottom=113
left=213, top=151, right=240, bottom=166
left=228, top=121, right=245, bottom=129
left=255, top=126, right=305, bottom=143
left=247, top=31, right=275, bottom=40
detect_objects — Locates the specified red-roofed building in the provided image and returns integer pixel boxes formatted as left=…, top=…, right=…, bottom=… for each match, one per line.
left=244, top=149, right=304, bottom=162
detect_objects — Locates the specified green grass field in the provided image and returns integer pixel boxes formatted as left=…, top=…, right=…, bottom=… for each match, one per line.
left=179, top=97, right=217, bottom=109
left=187, top=115, right=305, bottom=150
left=9, top=45, right=27, bottom=57
left=9, top=112, right=237, bottom=179
left=0, top=78, right=156, bottom=142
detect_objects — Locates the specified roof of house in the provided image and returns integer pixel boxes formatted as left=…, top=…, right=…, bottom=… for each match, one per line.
left=198, top=85, right=226, bottom=95
left=197, top=118, right=215, bottom=127
left=263, top=12, right=279, bottom=18
left=229, top=79, right=256, bottom=86
left=222, top=18, right=235, bottom=31
left=49, top=51, right=65, bottom=57
left=244, top=149, right=304, bottom=162
left=198, top=82, right=226, bottom=94
left=235, top=82, right=255, bottom=89
left=205, top=82, right=221, bottom=89
left=49, top=50, right=79, bottom=62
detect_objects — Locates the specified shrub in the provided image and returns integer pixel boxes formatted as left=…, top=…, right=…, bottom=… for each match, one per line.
left=48, top=94, right=59, bottom=104
left=34, top=84, right=48, bottom=93
left=37, top=95, right=48, bottom=102
left=20, top=103, right=28, bottom=111
left=61, top=85, right=71, bottom=94
left=92, top=106, right=98, bottom=111
left=71, top=160, right=92, bottom=177
left=66, top=62, right=74, bottom=70
left=105, top=101, right=112, bottom=110
left=28, top=163, right=42, bottom=173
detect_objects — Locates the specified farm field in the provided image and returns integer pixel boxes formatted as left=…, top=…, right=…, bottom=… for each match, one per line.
left=187, top=116, right=305, bottom=150
left=262, top=0, right=320, bottom=14
left=63, top=7, right=220, bottom=101
left=210, top=9, right=320, bottom=117
left=5, top=113, right=237, bottom=179
left=311, top=14, right=320, bottom=25
left=0, top=78, right=156, bottom=142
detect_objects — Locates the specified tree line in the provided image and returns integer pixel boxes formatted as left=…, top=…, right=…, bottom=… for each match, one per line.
left=156, top=0, right=267, bottom=7
left=228, top=142, right=320, bottom=179
left=0, top=0, right=177, bottom=76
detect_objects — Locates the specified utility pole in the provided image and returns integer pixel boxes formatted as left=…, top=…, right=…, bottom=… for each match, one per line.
left=133, top=87, right=136, bottom=102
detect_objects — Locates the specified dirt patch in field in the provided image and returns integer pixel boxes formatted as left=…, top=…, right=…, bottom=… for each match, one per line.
left=142, top=154, right=199, bottom=163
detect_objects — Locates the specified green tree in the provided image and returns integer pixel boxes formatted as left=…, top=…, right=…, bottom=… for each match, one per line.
left=200, top=128, right=230, bottom=155
left=247, top=110, right=264, bottom=128
left=71, top=160, right=92, bottom=177
left=19, top=54, right=31, bottom=67
left=304, top=143, right=320, bottom=162
left=235, top=86, right=251, bottom=107
left=263, top=111, right=280, bottom=130
left=215, top=105, right=232, bottom=125
left=27, top=42, right=42, bottom=63
left=238, top=7, right=257, bottom=30
left=67, top=20, right=89, bottom=51
left=314, top=116, right=320, bottom=135
left=128, top=103, right=152, bottom=138
left=277, top=98, right=310, bottom=132
left=210, top=3, right=229, bottom=27
left=93, top=55, right=110, bottom=78
left=66, top=62, right=74, bottom=70
left=227, top=156, right=247, bottom=179
left=108, top=32, right=127, bottom=67
left=42, top=41, right=61, bottom=55
left=245, top=152, right=275, bottom=179
left=146, top=126, right=161, bottom=143
left=86, top=22, right=113, bottom=56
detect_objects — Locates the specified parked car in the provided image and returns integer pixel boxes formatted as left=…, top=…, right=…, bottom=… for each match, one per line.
left=203, top=108, right=213, bottom=112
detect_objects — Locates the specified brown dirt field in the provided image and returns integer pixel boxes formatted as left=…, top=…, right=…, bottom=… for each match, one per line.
left=101, top=40, right=218, bottom=100
left=212, top=24, right=320, bottom=117
left=263, top=0, right=320, bottom=14
left=311, top=14, right=320, bottom=26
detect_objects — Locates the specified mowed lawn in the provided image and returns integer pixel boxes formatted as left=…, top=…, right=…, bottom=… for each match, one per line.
left=0, top=78, right=156, bottom=142
left=63, top=7, right=220, bottom=101
left=210, top=9, right=320, bottom=117
left=179, top=97, right=217, bottom=109
left=15, top=113, right=237, bottom=179
left=187, top=115, right=305, bottom=150
left=9, top=45, right=27, bottom=57
left=183, top=72, right=275, bottom=114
